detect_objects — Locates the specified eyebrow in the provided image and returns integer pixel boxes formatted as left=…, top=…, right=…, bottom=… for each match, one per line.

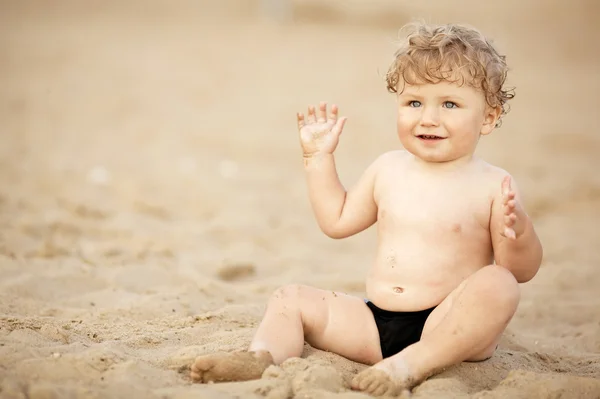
left=398, top=92, right=423, bottom=99
left=439, top=95, right=466, bottom=102
left=399, top=93, right=466, bottom=102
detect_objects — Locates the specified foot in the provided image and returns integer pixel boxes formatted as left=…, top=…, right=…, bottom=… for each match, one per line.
left=190, top=350, right=274, bottom=383
left=350, top=358, right=416, bottom=397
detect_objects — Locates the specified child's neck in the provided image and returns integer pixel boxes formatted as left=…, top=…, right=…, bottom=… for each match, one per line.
left=410, top=153, right=478, bottom=174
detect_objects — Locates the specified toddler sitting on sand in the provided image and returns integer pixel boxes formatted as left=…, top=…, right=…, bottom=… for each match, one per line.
left=190, top=22, right=543, bottom=397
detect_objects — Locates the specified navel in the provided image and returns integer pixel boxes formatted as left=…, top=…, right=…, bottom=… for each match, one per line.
left=393, top=286, right=404, bottom=294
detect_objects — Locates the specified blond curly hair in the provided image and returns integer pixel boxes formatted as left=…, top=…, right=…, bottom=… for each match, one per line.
left=386, top=22, right=515, bottom=126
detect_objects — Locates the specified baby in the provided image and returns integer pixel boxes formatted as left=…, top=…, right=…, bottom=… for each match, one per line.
left=190, top=22, right=543, bottom=396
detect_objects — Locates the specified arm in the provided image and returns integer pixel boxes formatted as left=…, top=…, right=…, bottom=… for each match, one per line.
left=491, top=176, right=543, bottom=283
left=304, top=153, right=384, bottom=239
left=296, top=102, right=382, bottom=239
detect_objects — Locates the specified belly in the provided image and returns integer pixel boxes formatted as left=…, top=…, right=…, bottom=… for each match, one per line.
left=365, top=237, right=492, bottom=311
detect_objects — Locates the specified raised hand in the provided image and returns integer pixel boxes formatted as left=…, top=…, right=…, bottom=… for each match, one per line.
left=499, top=176, right=525, bottom=240
left=297, top=102, right=347, bottom=158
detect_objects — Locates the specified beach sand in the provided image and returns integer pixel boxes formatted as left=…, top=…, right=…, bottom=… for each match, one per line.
left=0, top=1, right=599, bottom=398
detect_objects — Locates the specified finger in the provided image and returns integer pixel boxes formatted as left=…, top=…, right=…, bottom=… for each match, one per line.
left=504, top=214, right=516, bottom=227
left=502, top=176, right=511, bottom=197
left=297, top=113, right=305, bottom=130
left=332, top=117, right=347, bottom=138
left=317, top=102, right=327, bottom=123
left=503, top=192, right=515, bottom=207
left=504, top=227, right=516, bottom=240
left=328, top=104, right=339, bottom=123
left=307, top=106, right=316, bottom=123
left=504, top=200, right=516, bottom=214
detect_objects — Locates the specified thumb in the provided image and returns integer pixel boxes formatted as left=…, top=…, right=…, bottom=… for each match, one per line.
left=332, top=117, right=347, bottom=138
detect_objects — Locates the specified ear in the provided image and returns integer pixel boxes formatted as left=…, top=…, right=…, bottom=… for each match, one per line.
left=480, top=106, right=502, bottom=136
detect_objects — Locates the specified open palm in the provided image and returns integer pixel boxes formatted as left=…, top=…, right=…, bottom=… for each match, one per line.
left=297, top=102, right=347, bottom=157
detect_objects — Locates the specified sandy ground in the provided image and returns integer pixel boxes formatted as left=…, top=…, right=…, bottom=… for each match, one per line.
left=0, top=0, right=599, bottom=398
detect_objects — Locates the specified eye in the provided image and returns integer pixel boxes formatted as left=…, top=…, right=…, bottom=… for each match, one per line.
left=443, top=101, right=458, bottom=109
left=408, top=100, right=422, bottom=107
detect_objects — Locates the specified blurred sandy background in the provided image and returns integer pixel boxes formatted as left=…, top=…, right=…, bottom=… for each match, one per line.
left=0, top=0, right=599, bottom=398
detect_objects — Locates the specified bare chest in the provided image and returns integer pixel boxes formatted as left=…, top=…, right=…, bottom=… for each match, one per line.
left=376, top=182, right=491, bottom=235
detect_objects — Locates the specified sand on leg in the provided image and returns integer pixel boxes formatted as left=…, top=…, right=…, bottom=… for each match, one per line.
left=191, top=284, right=382, bottom=383
left=351, top=265, right=520, bottom=396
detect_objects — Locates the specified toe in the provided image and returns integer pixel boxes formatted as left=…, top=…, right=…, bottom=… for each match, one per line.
left=191, top=360, right=199, bottom=373
left=193, top=356, right=216, bottom=372
left=352, top=368, right=403, bottom=396
left=363, top=378, right=379, bottom=395
left=353, top=374, right=368, bottom=391
left=373, top=382, right=393, bottom=397
left=357, top=373, right=376, bottom=391
left=202, top=372, right=215, bottom=383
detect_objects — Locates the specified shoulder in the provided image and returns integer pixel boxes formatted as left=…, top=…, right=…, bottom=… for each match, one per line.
left=370, top=151, right=409, bottom=197
left=366, top=150, right=409, bottom=182
left=477, top=160, right=510, bottom=181
left=371, top=150, right=409, bottom=169
left=473, top=160, right=522, bottom=199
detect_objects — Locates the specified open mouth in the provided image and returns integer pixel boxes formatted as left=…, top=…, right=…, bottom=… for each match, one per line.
left=417, top=135, right=445, bottom=140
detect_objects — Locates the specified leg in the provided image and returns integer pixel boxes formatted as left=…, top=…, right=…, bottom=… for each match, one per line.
left=351, top=265, right=520, bottom=396
left=191, top=284, right=382, bottom=383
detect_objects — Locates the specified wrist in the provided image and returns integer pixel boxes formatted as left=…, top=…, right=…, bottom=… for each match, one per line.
left=303, top=152, right=334, bottom=168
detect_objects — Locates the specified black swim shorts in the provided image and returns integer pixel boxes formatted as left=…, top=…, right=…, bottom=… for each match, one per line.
left=365, top=300, right=436, bottom=359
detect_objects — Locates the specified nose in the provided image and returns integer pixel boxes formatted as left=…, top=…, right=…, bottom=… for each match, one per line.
left=419, top=106, right=440, bottom=127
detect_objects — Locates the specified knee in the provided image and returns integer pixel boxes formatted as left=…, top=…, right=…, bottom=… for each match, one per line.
left=269, top=284, right=305, bottom=305
left=473, top=265, right=520, bottom=310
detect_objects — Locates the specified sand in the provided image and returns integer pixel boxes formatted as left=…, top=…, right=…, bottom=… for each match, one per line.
left=0, top=0, right=599, bottom=398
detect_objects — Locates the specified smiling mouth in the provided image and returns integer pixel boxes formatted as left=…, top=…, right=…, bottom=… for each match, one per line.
left=417, top=135, right=445, bottom=140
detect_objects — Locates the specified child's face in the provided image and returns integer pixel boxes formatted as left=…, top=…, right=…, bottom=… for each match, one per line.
left=396, top=79, right=499, bottom=164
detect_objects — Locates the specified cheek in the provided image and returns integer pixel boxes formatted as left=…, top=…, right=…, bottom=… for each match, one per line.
left=396, top=119, right=412, bottom=139
left=444, top=112, right=480, bottom=134
left=396, top=111, right=416, bottom=132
